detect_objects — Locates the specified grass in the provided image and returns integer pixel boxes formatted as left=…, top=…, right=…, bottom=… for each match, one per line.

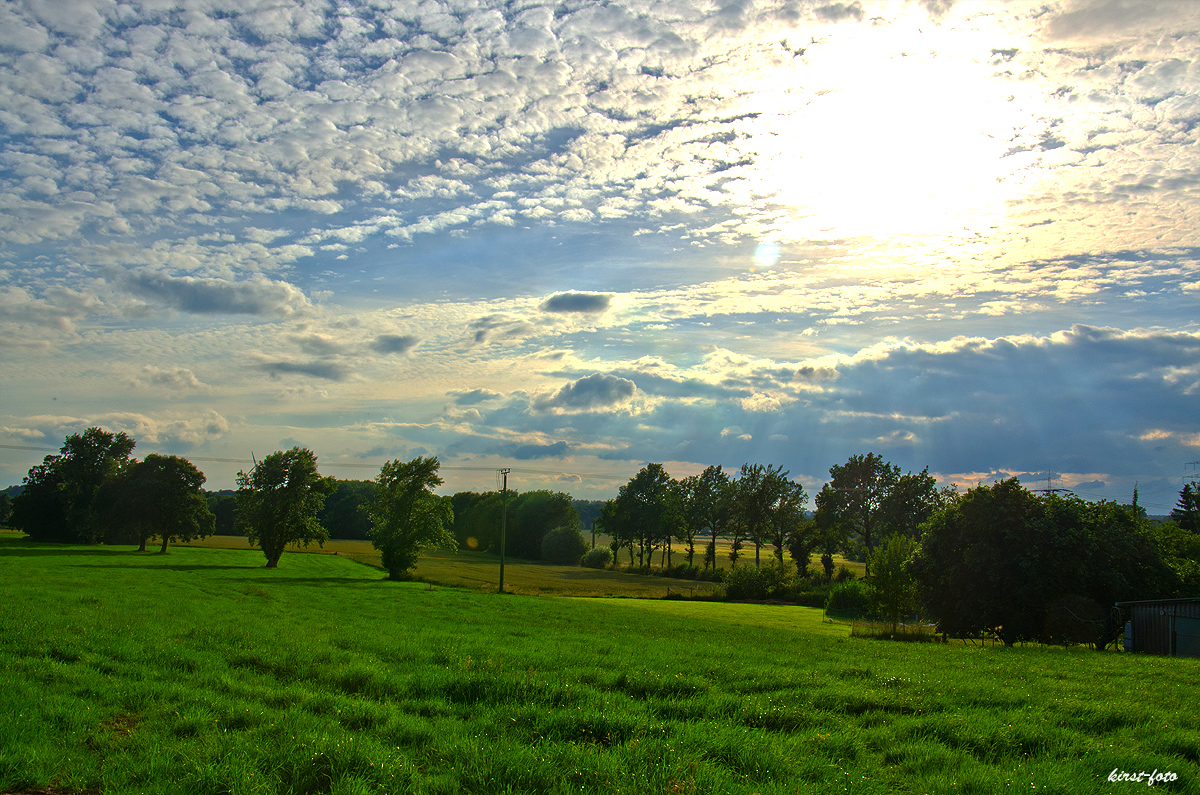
left=2, top=534, right=1198, bottom=795
left=180, top=534, right=865, bottom=597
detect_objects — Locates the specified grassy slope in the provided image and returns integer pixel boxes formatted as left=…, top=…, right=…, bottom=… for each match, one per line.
left=0, top=536, right=1197, bottom=795
left=179, top=535, right=865, bottom=597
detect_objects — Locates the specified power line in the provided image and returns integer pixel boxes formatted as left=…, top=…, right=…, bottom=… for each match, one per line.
left=0, top=443, right=630, bottom=481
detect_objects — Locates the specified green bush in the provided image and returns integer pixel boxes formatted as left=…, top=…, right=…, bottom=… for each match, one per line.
left=582, top=546, right=613, bottom=569
left=834, top=565, right=857, bottom=583
left=540, top=525, right=588, bottom=565
left=825, top=580, right=871, bottom=614
left=725, top=560, right=793, bottom=600
left=725, top=565, right=769, bottom=600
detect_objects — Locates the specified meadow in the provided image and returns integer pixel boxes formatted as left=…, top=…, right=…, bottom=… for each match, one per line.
left=1, top=533, right=1198, bottom=795
left=178, top=535, right=867, bottom=598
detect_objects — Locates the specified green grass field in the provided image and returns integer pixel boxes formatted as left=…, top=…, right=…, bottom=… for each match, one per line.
left=1, top=534, right=1198, bottom=795
left=177, top=535, right=866, bottom=598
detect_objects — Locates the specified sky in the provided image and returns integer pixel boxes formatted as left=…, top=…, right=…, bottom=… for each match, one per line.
left=1, top=0, right=1199, bottom=513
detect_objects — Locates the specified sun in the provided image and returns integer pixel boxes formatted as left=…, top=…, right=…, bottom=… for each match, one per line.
left=735, top=7, right=1038, bottom=245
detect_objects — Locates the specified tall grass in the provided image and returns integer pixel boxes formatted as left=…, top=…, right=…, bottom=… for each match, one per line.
left=1, top=535, right=1197, bottom=795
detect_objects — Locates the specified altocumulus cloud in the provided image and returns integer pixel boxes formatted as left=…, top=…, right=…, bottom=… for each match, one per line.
left=533, top=373, right=637, bottom=413
left=124, top=271, right=312, bottom=317
left=541, top=292, right=612, bottom=314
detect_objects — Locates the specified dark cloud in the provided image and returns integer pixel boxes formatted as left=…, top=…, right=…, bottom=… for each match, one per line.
left=533, top=373, right=637, bottom=413
left=256, top=360, right=350, bottom=381
left=541, top=292, right=613, bottom=314
left=469, top=314, right=535, bottom=345
left=511, top=441, right=571, bottom=459
left=815, top=2, right=864, bottom=22
left=371, top=334, right=419, bottom=355
left=124, top=270, right=311, bottom=317
left=454, top=388, right=502, bottom=405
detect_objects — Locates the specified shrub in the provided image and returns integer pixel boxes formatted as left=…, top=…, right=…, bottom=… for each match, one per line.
left=825, top=580, right=871, bottom=615
left=724, top=560, right=796, bottom=600
left=725, top=565, right=770, bottom=600
left=582, top=546, right=613, bottom=569
left=834, top=565, right=857, bottom=583
left=540, top=525, right=588, bottom=565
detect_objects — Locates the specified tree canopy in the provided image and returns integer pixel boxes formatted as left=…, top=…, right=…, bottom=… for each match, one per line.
left=112, top=454, right=215, bottom=552
left=367, top=456, right=455, bottom=579
left=10, top=427, right=135, bottom=544
left=913, top=479, right=1179, bottom=647
left=235, top=447, right=334, bottom=568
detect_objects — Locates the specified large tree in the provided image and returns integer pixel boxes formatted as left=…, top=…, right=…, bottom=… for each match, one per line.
left=914, top=479, right=1179, bottom=647
left=367, top=456, right=455, bottom=580
left=604, top=464, right=680, bottom=568
left=235, top=447, right=334, bottom=568
left=10, top=427, right=135, bottom=543
left=114, top=455, right=215, bottom=552
left=815, top=454, right=945, bottom=575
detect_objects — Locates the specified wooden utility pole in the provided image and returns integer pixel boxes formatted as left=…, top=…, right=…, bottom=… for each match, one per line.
left=498, top=468, right=510, bottom=593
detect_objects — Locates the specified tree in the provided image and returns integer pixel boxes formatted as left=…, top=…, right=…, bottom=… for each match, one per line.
left=815, top=453, right=899, bottom=575
left=10, top=427, right=135, bottom=543
left=1172, top=483, right=1199, bottom=533
left=913, top=479, right=1179, bottom=647
left=0, top=492, right=12, bottom=527
left=680, top=465, right=732, bottom=571
left=235, top=447, right=334, bottom=568
left=768, top=476, right=807, bottom=563
left=867, top=533, right=918, bottom=633
left=541, top=525, right=587, bottom=565
left=319, top=479, right=376, bottom=540
left=606, top=464, right=679, bottom=568
left=366, top=456, right=455, bottom=580
left=114, top=455, right=215, bottom=552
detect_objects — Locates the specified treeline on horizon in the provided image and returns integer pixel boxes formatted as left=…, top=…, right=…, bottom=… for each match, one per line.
left=5, top=427, right=1199, bottom=650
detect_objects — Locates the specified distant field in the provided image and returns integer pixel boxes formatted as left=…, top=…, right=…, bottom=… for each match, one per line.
left=179, top=534, right=866, bottom=596
left=2, top=536, right=1198, bottom=795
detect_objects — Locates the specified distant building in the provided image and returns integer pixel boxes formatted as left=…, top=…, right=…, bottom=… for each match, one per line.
left=1116, top=598, right=1200, bottom=658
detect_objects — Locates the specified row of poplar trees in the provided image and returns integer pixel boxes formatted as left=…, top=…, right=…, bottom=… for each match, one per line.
left=598, top=454, right=950, bottom=579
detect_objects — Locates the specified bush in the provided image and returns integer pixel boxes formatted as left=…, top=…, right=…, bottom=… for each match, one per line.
left=541, top=525, right=588, bottom=565
left=724, top=560, right=794, bottom=600
left=834, top=565, right=857, bottom=583
left=825, top=580, right=871, bottom=615
left=725, top=565, right=770, bottom=600
left=582, top=546, right=613, bottom=569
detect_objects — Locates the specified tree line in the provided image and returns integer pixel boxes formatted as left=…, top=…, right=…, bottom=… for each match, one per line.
left=6, top=429, right=459, bottom=578
left=598, top=454, right=1200, bottom=648
left=597, top=454, right=949, bottom=579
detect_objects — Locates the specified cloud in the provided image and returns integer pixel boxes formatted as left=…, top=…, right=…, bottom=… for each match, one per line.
left=511, top=441, right=571, bottom=459
left=125, top=365, right=208, bottom=393
left=371, top=334, right=419, bottom=355
left=453, top=389, right=503, bottom=406
left=255, top=359, right=350, bottom=381
left=533, top=373, right=637, bottom=414
left=469, top=314, right=536, bottom=345
left=124, top=271, right=312, bottom=317
left=814, top=3, right=864, bottom=23
left=541, top=292, right=613, bottom=314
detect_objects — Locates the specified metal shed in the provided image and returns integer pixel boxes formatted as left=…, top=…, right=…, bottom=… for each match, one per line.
left=1115, top=598, right=1200, bottom=658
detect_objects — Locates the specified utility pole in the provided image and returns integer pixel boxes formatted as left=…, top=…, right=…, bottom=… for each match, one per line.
left=498, top=468, right=510, bottom=594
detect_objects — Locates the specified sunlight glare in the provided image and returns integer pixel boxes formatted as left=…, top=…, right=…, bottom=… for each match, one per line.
left=741, top=12, right=1034, bottom=244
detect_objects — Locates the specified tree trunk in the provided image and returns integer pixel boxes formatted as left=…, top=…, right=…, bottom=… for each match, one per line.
left=159, top=535, right=169, bottom=554
left=137, top=538, right=147, bottom=552
left=266, top=554, right=280, bottom=568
